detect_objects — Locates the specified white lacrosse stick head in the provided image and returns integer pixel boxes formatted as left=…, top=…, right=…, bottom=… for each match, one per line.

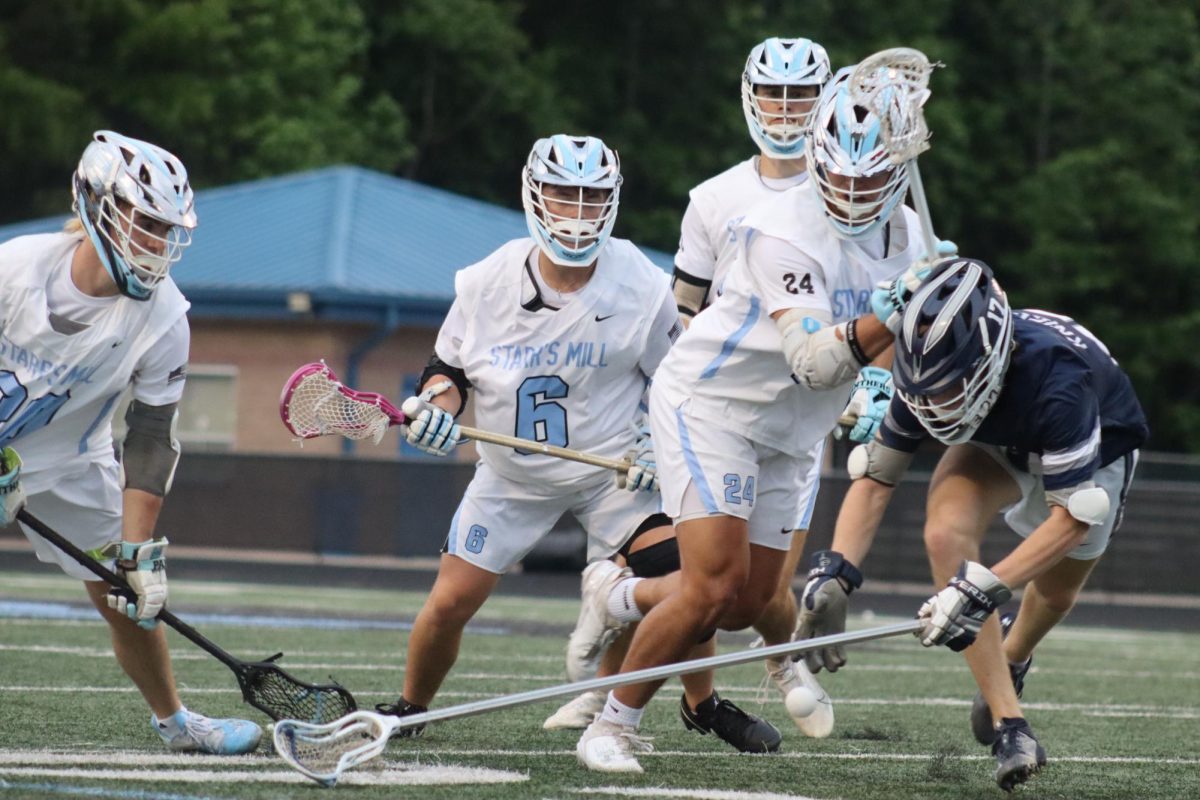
left=848, top=48, right=939, bottom=164
left=279, top=362, right=394, bottom=445
left=273, top=710, right=394, bottom=786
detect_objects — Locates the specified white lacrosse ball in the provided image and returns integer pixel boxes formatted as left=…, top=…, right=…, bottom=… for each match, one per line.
left=785, top=686, right=819, bottom=718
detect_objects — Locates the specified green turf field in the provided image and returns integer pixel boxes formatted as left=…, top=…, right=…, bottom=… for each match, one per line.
left=1, top=570, right=1197, bottom=800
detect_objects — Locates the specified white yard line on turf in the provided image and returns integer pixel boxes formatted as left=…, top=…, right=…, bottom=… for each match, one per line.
left=3, top=643, right=1196, bottom=681
left=573, top=788, right=824, bottom=800
left=3, top=748, right=1197, bottom=767
left=0, top=766, right=527, bottom=787
left=0, top=686, right=1195, bottom=718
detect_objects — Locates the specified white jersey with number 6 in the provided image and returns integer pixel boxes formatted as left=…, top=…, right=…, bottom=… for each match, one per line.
left=674, top=157, right=809, bottom=304
left=655, top=184, right=923, bottom=456
left=0, top=233, right=189, bottom=494
left=435, top=238, right=678, bottom=487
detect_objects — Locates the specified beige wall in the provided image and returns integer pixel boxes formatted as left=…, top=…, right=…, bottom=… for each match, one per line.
left=189, top=318, right=480, bottom=461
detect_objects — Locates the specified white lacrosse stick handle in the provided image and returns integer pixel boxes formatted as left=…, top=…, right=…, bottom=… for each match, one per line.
left=399, top=397, right=629, bottom=472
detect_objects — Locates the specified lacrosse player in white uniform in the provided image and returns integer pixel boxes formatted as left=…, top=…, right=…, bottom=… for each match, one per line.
left=547, top=43, right=832, bottom=749
left=574, top=69, right=937, bottom=773
left=668, top=36, right=837, bottom=739
left=1, top=131, right=261, bottom=754
left=375, top=135, right=776, bottom=752
left=548, top=37, right=836, bottom=741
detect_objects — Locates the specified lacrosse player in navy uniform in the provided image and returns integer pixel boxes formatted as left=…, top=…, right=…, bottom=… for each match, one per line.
left=0, top=132, right=261, bottom=753
left=377, top=134, right=778, bottom=753
left=812, top=258, right=1147, bottom=790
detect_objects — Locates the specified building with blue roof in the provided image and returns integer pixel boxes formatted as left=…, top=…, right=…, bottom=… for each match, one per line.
left=0, top=166, right=674, bottom=458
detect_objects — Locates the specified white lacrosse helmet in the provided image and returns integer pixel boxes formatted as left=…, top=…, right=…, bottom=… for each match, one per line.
left=72, top=130, right=197, bottom=300
left=521, top=134, right=622, bottom=267
left=805, top=68, right=910, bottom=240
left=741, top=37, right=831, bottom=159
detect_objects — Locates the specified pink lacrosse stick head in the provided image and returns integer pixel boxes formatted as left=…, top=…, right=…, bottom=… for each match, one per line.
left=279, top=361, right=407, bottom=442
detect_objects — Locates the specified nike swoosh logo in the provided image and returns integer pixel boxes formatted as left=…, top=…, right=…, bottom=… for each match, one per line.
left=595, top=313, right=616, bottom=322
left=780, top=528, right=794, bottom=534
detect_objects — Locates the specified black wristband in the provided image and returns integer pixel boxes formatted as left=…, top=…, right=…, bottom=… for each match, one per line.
left=845, top=319, right=870, bottom=367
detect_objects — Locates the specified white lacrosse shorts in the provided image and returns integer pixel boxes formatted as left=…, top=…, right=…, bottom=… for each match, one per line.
left=19, top=460, right=124, bottom=581
left=648, top=391, right=821, bottom=552
left=444, top=459, right=663, bottom=574
left=971, top=444, right=1139, bottom=560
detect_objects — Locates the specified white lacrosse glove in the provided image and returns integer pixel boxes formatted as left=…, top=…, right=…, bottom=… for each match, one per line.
left=617, top=421, right=658, bottom=493
left=104, top=538, right=169, bottom=630
left=402, top=381, right=461, bottom=457
left=871, top=239, right=958, bottom=334
left=835, top=366, right=894, bottom=444
left=917, top=560, right=1012, bottom=652
left=0, top=446, right=27, bottom=526
left=794, top=550, right=863, bottom=673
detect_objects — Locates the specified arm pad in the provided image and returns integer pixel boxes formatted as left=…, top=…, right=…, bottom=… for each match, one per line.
left=1046, top=483, right=1111, bottom=526
left=776, top=309, right=864, bottom=390
left=122, top=401, right=180, bottom=497
left=672, top=267, right=711, bottom=323
left=846, top=438, right=915, bottom=486
left=418, top=354, right=470, bottom=417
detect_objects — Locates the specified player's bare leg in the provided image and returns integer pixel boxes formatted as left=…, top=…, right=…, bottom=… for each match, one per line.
left=923, top=446, right=1023, bottom=724
left=402, top=553, right=501, bottom=706
left=85, top=580, right=179, bottom=719
left=1006, top=555, right=1098, bottom=663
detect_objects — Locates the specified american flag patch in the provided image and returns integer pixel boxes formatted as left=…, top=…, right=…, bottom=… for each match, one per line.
left=167, top=365, right=187, bottom=384
left=668, top=320, right=683, bottom=343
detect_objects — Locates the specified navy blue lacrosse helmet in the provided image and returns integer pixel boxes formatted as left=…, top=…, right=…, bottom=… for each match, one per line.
left=893, top=258, right=1014, bottom=444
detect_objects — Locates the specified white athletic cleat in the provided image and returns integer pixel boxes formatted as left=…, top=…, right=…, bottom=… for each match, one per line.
left=544, top=690, right=606, bottom=730
left=576, top=716, right=652, bottom=774
left=152, top=708, right=262, bottom=754
left=565, top=560, right=632, bottom=682
left=766, top=657, right=834, bottom=738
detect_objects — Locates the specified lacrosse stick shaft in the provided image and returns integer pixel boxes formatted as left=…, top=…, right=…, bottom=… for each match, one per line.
left=384, top=620, right=920, bottom=732
left=457, top=425, right=628, bottom=472
left=905, top=161, right=940, bottom=260
left=18, top=509, right=244, bottom=673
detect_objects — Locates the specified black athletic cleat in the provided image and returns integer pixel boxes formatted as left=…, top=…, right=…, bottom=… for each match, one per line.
left=375, top=696, right=428, bottom=738
left=992, top=717, right=1046, bottom=792
left=971, top=612, right=1033, bottom=744
left=680, top=691, right=782, bottom=753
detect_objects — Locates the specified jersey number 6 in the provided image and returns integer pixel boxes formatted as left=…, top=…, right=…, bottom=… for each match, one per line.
left=515, top=375, right=570, bottom=454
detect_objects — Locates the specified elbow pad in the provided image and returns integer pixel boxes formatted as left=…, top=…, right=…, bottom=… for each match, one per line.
left=672, top=268, right=711, bottom=323
left=847, top=438, right=914, bottom=486
left=122, top=401, right=181, bottom=497
left=777, top=309, right=863, bottom=390
left=418, top=354, right=470, bottom=417
left=1046, top=483, right=1111, bottom=526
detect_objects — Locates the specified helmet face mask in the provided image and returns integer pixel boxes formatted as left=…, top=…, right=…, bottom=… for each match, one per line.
left=72, top=130, right=197, bottom=300
left=806, top=69, right=910, bottom=240
left=522, top=135, right=621, bottom=267
left=893, top=260, right=1014, bottom=444
left=734, top=36, right=830, bottom=159
left=741, top=37, right=831, bottom=159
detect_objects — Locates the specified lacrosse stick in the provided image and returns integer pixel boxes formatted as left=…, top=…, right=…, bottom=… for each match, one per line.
left=280, top=361, right=628, bottom=471
left=18, top=509, right=357, bottom=724
left=274, top=619, right=921, bottom=785
left=849, top=48, right=941, bottom=260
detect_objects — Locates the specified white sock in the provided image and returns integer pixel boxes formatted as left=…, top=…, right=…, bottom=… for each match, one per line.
left=600, top=692, right=644, bottom=729
left=154, top=706, right=187, bottom=734
left=606, top=577, right=644, bottom=623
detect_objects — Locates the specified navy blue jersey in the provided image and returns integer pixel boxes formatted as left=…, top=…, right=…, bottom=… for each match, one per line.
left=882, top=309, right=1148, bottom=491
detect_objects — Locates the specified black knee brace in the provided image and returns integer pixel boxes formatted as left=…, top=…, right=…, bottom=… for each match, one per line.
left=625, top=537, right=681, bottom=578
